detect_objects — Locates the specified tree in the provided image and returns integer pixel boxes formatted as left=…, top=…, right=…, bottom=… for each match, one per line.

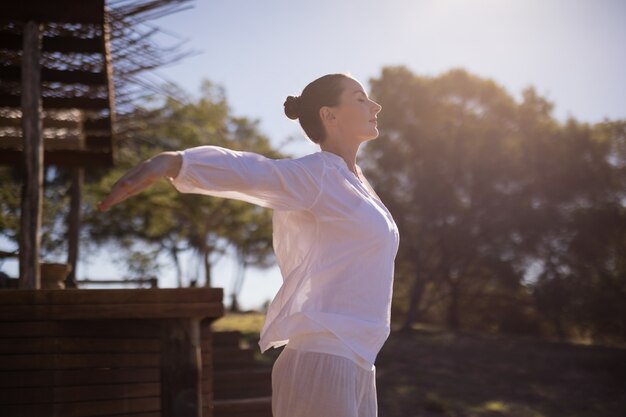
left=364, top=66, right=626, bottom=343
left=84, top=81, right=279, bottom=288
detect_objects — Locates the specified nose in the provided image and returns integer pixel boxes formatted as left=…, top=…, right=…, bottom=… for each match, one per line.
left=371, top=100, right=382, bottom=114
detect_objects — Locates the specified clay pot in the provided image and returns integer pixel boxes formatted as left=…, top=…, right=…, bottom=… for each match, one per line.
left=39, top=263, right=71, bottom=289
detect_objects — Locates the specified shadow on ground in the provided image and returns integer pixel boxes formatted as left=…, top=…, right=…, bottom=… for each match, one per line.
left=376, top=328, right=626, bottom=417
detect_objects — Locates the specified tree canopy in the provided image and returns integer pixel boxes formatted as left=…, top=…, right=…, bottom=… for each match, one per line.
left=364, top=66, right=626, bottom=344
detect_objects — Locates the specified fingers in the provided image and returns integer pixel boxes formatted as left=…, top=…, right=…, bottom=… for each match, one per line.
left=97, top=179, right=135, bottom=212
left=97, top=160, right=158, bottom=212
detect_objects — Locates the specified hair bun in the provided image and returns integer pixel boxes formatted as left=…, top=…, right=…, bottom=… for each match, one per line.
left=284, top=95, right=301, bottom=120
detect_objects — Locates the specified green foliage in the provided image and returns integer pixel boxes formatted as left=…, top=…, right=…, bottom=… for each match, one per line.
left=0, top=80, right=281, bottom=288
left=82, top=80, right=279, bottom=285
left=0, top=166, right=74, bottom=262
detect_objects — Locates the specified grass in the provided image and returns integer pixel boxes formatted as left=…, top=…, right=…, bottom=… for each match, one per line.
left=210, top=312, right=626, bottom=417
left=211, top=310, right=266, bottom=334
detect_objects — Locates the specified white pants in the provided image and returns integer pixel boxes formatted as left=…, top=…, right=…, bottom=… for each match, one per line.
left=271, top=337, right=378, bottom=417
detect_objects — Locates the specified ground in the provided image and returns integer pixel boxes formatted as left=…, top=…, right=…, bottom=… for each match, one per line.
left=211, top=312, right=626, bottom=417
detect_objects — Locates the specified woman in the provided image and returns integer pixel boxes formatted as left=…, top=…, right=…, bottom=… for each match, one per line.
left=98, top=73, right=399, bottom=417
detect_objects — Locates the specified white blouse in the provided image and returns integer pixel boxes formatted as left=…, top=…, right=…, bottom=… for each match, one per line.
left=170, top=146, right=400, bottom=368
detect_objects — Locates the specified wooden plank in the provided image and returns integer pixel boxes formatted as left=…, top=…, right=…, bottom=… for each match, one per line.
left=161, top=319, right=202, bottom=417
left=0, top=135, right=109, bottom=149
left=0, top=320, right=160, bottom=338
left=0, top=386, right=50, bottom=405
left=55, top=368, right=160, bottom=386
left=0, top=94, right=110, bottom=110
left=0, top=368, right=160, bottom=388
left=0, top=149, right=113, bottom=167
left=0, top=321, right=50, bottom=337
left=0, top=136, right=110, bottom=150
left=0, top=403, right=49, bottom=417
left=0, top=136, right=84, bottom=150
left=0, top=32, right=103, bottom=54
left=0, top=0, right=106, bottom=24
left=0, top=337, right=160, bottom=354
left=0, top=66, right=108, bottom=86
left=0, top=115, right=81, bottom=129
left=0, top=288, right=224, bottom=306
left=0, top=370, right=51, bottom=388
left=0, top=352, right=160, bottom=370
left=18, top=20, right=43, bottom=289
left=0, top=302, right=223, bottom=321
left=84, top=117, right=111, bottom=131
left=52, top=397, right=160, bottom=417
left=57, top=382, right=160, bottom=402
left=43, top=35, right=102, bottom=54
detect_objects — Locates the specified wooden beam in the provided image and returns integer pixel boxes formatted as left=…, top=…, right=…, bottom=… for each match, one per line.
left=161, top=319, right=202, bottom=417
left=0, top=115, right=111, bottom=131
left=0, top=33, right=103, bottom=54
left=0, top=136, right=112, bottom=151
left=0, top=288, right=224, bottom=306
left=0, top=0, right=106, bottom=24
left=101, top=9, right=117, bottom=163
left=0, top=115, right=80, bottom=129
left=0, top=136, right=84, bottom=150
left=0, top=149, right=113, bottom=167
left=84, top=117, right=112, bottom=131
left=0, top=65, right=108, bottom=86
left=0, top=94, right=110, bottom=110
left=18, top=20, right=43, bottom=289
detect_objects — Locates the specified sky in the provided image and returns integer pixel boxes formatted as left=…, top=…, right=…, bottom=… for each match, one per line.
left=2, top=0, right=625, bottom=310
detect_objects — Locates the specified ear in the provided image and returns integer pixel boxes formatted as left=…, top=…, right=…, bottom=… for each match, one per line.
left=319, top=106, right=336, bottom=125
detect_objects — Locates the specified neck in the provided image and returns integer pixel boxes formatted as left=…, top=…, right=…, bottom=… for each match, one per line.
left=320, top=140, right=360, bottom=174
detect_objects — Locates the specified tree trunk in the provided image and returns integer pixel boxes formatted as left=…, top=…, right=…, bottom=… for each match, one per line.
left=18, top=21, right=43, bottom=289
left=447, top=282, right=460, bottom=330
left=65, top=168, right=83, bottom=288
left=202, top=248, right=212, bottom=288
left=401, top=260, right=426, bottom=332
left=170, top=246, right=183, bottom=287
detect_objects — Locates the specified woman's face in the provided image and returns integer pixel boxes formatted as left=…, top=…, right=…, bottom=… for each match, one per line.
left=331, top=77, right=382, bottom=142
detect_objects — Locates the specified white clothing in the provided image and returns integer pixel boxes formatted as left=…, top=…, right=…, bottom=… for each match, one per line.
left=272, top=345, right=377, bottom=417
left=170, top=146, right=400, bottom=367
left=287, top=331, right=374, bottom=371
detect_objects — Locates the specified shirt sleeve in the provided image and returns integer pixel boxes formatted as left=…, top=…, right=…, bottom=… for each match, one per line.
left=169, top=145, right=322, bottom=211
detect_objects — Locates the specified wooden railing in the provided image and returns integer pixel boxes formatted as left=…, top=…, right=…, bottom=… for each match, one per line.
left=0, top=288, right=224, bottom=417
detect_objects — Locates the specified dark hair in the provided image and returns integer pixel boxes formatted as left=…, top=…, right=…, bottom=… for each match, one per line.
left=283, top=73, right=352, bottom=144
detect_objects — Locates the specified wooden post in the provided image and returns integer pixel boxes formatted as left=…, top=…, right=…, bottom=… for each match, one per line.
left=161, top=319, right=202, bottom=417
left=18, top=20, right=43, bottom=289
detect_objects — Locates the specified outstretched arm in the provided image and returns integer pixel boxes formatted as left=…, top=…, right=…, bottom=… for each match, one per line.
left=168, top=146, right=322, bottom=211
left=97, top=152, right=182, bottom=212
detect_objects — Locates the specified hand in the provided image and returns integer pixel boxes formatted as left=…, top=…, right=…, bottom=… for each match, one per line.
left=97, top=152, right=182, bottom=212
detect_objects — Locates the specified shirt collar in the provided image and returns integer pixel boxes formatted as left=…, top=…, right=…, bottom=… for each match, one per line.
left=319, top=150, right=350, bottom=171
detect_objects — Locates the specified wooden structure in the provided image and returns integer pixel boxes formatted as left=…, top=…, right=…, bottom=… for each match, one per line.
left=0, top=0, right=116, bottom=167
left=212, top=331, right=272, bottom=417
left=0, top=0, right=116, bottom=289
left=0, top=288, right=224, bottom=417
